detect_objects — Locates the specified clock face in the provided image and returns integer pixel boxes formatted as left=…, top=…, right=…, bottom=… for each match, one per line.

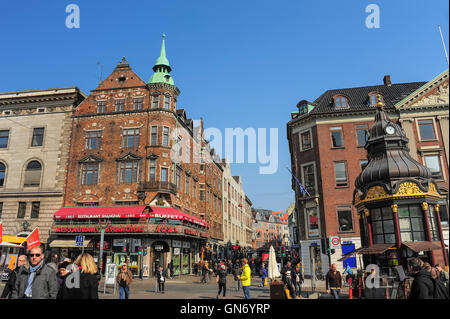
left=385, top=126, right=395, bottom=135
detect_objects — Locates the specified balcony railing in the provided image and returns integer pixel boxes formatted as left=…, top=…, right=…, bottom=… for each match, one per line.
left=138, top=181, right=177, bottom=194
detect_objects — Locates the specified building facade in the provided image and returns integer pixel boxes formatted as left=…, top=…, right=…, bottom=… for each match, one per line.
left=252, top=208, right=288, bottom=250
left=287, top=73, right=449, bottom=275
left=0, top=87, right=85, bottom=242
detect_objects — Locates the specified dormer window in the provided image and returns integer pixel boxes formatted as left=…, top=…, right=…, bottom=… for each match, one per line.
left=369, top=92, right=383, bottom=106
left=334, top=95, right=348, bottom=109
left=299, top=103, right=308, bottom=114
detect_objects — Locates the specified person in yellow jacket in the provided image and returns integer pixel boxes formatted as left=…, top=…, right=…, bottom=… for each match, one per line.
left=238, top=258, right=251, bottom=299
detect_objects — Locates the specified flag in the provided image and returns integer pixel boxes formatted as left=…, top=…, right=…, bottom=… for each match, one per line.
left=286, top=167, right=308, bottom=196
left=0, top=222, right=3, bottom=244
left=25, top=228, right=40, bottom=251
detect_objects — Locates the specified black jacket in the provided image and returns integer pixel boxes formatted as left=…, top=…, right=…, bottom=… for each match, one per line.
left=409, top=270, right=434, bottom=299
left=217, top=269, right=227, bottom=284
left=1, top=268, right=19, bottom=299
left=156, top=269, right=167, bottom=283
left=58, top=272, right=99, bottom=299
left=325, top=270, right=342, bottom=290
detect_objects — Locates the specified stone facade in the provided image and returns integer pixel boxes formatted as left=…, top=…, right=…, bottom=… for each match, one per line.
left=0, top=87, right=86, bottom=241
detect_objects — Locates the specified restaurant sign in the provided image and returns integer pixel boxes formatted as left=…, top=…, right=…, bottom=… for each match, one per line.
left=54, top=225, right=145, bottom=233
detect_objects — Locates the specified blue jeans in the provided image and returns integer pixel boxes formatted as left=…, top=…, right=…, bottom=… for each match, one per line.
left=119, top=285, right=130, bottom=299
left=331, top=289, right=340, bottom=300
left=242, top=286, right=251, bottom=299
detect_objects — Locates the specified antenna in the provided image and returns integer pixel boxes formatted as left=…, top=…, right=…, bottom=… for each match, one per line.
left=96, top=61, right=103, bottom=84
left=438, top=25, right=449, bottom=66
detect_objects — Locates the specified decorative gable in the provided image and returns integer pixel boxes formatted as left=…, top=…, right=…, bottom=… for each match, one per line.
left=116, top=152, right=143, bottom=162
left=78, top=154, right=104, bottom=163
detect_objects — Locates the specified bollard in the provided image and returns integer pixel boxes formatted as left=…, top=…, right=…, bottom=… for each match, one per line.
left=358, top=277, right=362, bottom=298
left=349, top=277, right=353, bottom=299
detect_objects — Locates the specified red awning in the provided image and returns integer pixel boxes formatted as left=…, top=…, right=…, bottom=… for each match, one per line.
left=53, top=206, right=209, bottom=228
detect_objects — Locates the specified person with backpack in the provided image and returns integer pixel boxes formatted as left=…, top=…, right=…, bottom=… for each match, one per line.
left=408, top=258, right=449, bottom=299
left=259, top=264, right=267, bottom=287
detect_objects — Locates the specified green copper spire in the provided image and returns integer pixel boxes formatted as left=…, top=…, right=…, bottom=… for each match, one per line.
left=149, top=34, right=175, bottom=86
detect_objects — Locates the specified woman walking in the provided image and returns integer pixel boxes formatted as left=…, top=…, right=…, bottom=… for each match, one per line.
left=156, top=265, right=166, bottom=293
left=216, top=264, right=227, bottom=299
left=117, top=263, right=133, bottom=299
left=67, top=253, right=99, bottom=299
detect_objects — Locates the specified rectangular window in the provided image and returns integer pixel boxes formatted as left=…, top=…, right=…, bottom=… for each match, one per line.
left=398, top=205, right=426, bottom=242
left=185, top=174, right=190, bottom=194
left=31, top=128, right=45, bottom=146
left=427, top=207, right=441, bottom=241
left=334, top=162, right=348, bottom=187
left=164, top=96, right=170, bottom=109
left=115, top=99, right=125, bottom=112
left=356, top=125, right=368, bottom=147
left=17, top=202, right=26, bottom=219
left=193, top=182, right=196, bottom=199
left=122, top=128, right=140, bottom=148
left=161, top=168, right=168, bottom=182
left=120, top=161, right=138, bottom=183
left=85, top=131, right=102, bottom=150
left=133, top=98, right=143, bottom=110
left=302, top=164, right=315, bottom=194
left=115, top=201, right=140, bottom=206
left=151, top=126, right=158, bottom=145
left=200, top=164, right=204, bottom=174
left=331, top=127, right=344, bottom=148
left=307, top=207, right=319, bottom=237
left=0, top=202, right=3, bottom=219
left=0, top=130, right=10, bottom=148
left=301, top=131, right=312, bottom=150
left=371, top=207, right=396, bottom=244
left=31, top=201, right=40, bottom=219
left=97, top=101, right=106, bottom=113
left=149, top=160, right=156, bottom=181
left=200, top=184, right=205, bottom=200
left=162, top=127, right=169, bottom=146
left=360, top=159, right=369, bottom=171
left=176, top=167, right=182, bottom=189
left=418, top=119, right=436, bottom=140
left=337, top=207, right=354, bottom=232
left=152, top=95, right=160, bottom=108
left=424, top=155, right=442, bottom=179
left=81, top=163, right=99, bottom=185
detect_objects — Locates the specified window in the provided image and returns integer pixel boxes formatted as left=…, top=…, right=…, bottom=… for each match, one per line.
left=200, top=184, right=205, bottom=200
left=398, top=205, right=426, bottom=242
left=31, top=202, right=40, bottom=219
left=149, top=160, right=156, bottom=181
left=331, top=127, right=344, bottom=147
left=133, top=98, right=143, bottom=110
left=439, top=204, right=448, bottom=225
left=119, top=161, right=138, bottom=183
left=81, top=163, right=98, bottom=185
left=185, top=174, right=190, bottom=194
left=0, top=202, right=2, bottom=219
left=161, top=168, right=168, bottom=182
left=31, top=128, right=45, bottom=146
left=151, top=126, right=158, bottom=145
left=0, top=162, right=5, bottom=187
left=115, top=201, right=139, bottom=206
left=115, top=99, right=125, bottom=112
left=360, top=160, right=369, bottom=171
left=164, top=95, right=170, bottom=109
left=424, top=155, right=442, bottom=179
left=307, top=207, right=319, bottom=237
left=371, top=207, right=396, bottom=244
left=300, top=131, right=312, bottom=150
left=176, top=167, right=182, bottom=189
left=369, top=93, right=383, bottom=106
left=337, top=207, right=354, bottom=232
left=418, top=119, right=436, bottom=140
left=302, top=164, right=315, bottom=194
left=200, top=164, right=204, bottom=174
left=24, top=161, right=42, bottom=187
left=334, top=95, right=348, bottom=109
left=334, top=162, right=348, bottom=187
left=162, top=127, right=169, bottom=146
left=299, top=103, right=308, bottom=114
left=356, top=125, right=368, bottom=147
left=97, top=101, right=106, bottom=113
left=427, top=206, right=441, bottom=241
left=122, top=128, right=139, bottom=148
left=85, top=131, right=102, bottom=150
left=17, top=202, right=26, bottom=219
left=152, top=95, right=160, bottom=108
left=193, top=182, right=197, bottom=199
left=0, top=130, right=10, bottom=148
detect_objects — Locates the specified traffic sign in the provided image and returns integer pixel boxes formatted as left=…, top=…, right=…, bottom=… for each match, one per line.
left=75, top=235, right=85, bottom=247
left=329, top=236, right=341, bottom=249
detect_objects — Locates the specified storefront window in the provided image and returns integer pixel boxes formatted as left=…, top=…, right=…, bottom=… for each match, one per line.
left=427, top=206, right=441, bottom=241
left=371, top=207, right=396, bottom=244
left=398, top=205, right=425, bottom=242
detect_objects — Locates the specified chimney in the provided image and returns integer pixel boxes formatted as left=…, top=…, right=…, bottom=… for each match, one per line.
left=383, top=75, right=392, bottom=86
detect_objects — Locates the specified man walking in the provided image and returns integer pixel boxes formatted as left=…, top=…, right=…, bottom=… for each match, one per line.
left=11, top=246, right=58, bottom=299
left=1, top=254, right=28, bottom=299
left=408, top=258, right=434, bottom=299
left=238, top=258, right=251, bottom=299
left=326, top=264, right=342, bottom=300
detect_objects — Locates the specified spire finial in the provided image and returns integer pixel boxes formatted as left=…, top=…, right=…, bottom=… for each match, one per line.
left=376, top=94, right=384, bottom=109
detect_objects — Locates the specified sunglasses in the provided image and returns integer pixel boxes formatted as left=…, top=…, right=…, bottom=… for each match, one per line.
left=29, top=254, right=41, bottom=257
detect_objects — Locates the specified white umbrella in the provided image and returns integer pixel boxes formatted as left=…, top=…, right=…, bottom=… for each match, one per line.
left=267, top=245, right=280, bottom=280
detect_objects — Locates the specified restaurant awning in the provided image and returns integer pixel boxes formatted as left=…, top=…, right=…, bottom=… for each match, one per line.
left=49, top=239, right=92, bottom=248
left=402, top=241, right=442, bottom=253
left=53, top=205, right=209, bottom=228
left=358, top=244, right=396, bottom=255
left=337, top=247, right=365, bottom=261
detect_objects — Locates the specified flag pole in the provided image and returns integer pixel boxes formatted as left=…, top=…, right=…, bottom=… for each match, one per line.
left=19, top=227, right=38, bottom=246
left=285, top=166, right=311, bottom=197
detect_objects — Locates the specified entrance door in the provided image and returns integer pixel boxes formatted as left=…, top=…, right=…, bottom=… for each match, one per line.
left=153, top=252, right=163, bottom=274
left=310, top=245, right=322, bottom=275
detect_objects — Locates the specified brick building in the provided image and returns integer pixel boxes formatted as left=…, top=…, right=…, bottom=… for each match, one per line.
left=287, top=73, right=449, bottom=275
left=49, top=36, right=223, bottom=277
left=252, top=208, right=288, bottom=250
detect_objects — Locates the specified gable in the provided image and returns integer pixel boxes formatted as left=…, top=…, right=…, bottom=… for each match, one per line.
left=395, top=69, right=449, bottom=109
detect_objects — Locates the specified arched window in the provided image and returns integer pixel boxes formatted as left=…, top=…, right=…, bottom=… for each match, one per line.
left=0, top=162, right=6, bottom=187
left=334, top=95, right=349, bottom=109
left=368, top=92, right=384, bottom=106
left=24, top=160, right=42, bottom=187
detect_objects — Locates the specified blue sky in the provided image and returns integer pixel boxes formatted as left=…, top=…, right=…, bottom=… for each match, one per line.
left=1, top=0, right=448, bottom=212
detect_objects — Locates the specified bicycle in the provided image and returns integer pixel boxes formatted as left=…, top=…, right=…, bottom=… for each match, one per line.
left=315, top=269, right=325, bottom=281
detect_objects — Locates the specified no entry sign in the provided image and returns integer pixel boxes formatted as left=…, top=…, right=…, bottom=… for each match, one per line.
left=329, top=236, right=341, bottom=249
